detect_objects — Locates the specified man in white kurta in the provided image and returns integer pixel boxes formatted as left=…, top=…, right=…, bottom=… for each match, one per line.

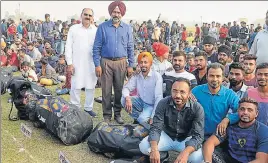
left=65, top=8, right=98, bottom=117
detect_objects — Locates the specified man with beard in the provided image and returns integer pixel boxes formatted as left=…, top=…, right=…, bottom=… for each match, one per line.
left=243, top=55, right=258, bottom=87
left=163, top=51, right=197, bottom=97
left=27, top=42, right=42, bottom=62
left=65, top=8, right=98, bottom=117
left=203, top=97, right=268, bottom=163
left=192, top=63, right=240, bottom=139
left=192, top=51, right=208, bottom=85
left=121, top=52, right=163, bottom=125
left=202, top=36, right=218, bottom=64
left=244, top=62, right=268, bottom=126
left=139, top=78, right=204, bottom=163
left=223, top=62, right=248, bottom=99
left=249, top=14, right=268, bottom=64
left=93, top=0, right=134, bottom=124
left=217, top=45, right=232, bottom=77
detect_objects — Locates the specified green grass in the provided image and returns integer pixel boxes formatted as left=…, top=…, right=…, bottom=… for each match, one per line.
left=1, top=73, right=133, bottom=163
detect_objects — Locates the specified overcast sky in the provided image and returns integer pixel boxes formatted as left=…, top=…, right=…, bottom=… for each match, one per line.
left=1, top=1, right=268, bottom=23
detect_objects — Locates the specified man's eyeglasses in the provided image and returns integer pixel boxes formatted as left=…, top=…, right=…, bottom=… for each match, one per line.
left=84, top=13, right=93, bottom=17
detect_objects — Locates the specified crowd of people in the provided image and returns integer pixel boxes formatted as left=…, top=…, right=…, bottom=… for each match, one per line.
left=1, top=1, right=268, bottom=163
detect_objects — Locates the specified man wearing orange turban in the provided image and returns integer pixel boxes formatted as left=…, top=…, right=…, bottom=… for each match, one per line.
left=93, top=0, right=134, bottom=124
left=121, top=52, right=163, bottom=125
left=152, top=42, right=173, bottom=75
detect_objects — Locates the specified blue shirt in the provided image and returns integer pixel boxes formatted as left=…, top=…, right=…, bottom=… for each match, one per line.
left=93, top=20, right=134, bottom=67
left=192, top=84, right=240, bottom=136
left=42, top=21, right=55, bottom=38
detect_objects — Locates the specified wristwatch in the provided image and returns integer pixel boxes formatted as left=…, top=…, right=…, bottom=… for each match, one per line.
left=202, top=161, right=211, bottom=163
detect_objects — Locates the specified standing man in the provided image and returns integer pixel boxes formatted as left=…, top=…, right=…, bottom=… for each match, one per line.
left=93, top=1, right=134, bottom=124
left=42, top=14, right=55, bottom=49
left=238, top=21, right=249, bottom=44
left=249, top=14, right=268, bottom=64
left=229, top=21, right=240, bottom=42
left=65, top=8, right=98, bottom=117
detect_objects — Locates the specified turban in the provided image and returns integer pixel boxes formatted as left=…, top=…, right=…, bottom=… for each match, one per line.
left=137, top=52, right=153, bottom=64
left=1, top=41, right=6, bottom=49
left=203, top=36, right=216, bottom=45
left=218, top=45, right=232, bottom=56
left=108, top=1, right=126, bottom=17
left=152, top=42, right=169, bottom=57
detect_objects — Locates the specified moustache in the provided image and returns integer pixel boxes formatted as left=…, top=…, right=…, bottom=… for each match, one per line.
left=85, top=18, right=90, bottom=20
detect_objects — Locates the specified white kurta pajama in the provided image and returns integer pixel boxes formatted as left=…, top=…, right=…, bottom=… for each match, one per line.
left=65, top=24, right=97, bottom=111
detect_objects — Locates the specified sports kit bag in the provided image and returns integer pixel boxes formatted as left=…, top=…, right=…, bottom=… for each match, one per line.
left=35, top=97, right=93, bottom=145
left=87, top=122, right=149, bottom=159
left=7, top=77, right=52, bottom=121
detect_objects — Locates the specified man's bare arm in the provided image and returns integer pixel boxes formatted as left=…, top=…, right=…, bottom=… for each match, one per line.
left=202, top=135, right=221, bottom=162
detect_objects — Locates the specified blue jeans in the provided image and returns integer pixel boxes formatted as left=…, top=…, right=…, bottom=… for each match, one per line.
left=54, top=41, right=61, bottom=55
left=139, top=131, right=203, bottom=163
left=121, top=96, right=153, bottom=123
left=60, top=40, right=66, bottom=55
left=56, top=88, right=70, bottom=95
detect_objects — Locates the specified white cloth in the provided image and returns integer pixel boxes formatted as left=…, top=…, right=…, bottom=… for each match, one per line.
left=70, top=79, right=95, bottom=110
left=152, top=58, right=173, bottom=76
left=249, top=29, right=268, bottom=64
left=165, top=70, right=196, bottom=81
left=65, top=24, right=97, bottom=89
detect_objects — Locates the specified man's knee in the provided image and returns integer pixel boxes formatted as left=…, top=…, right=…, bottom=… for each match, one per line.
left=139, top=137, right=150, bottom=155
left=137, top=115, right=150, bottom=124
left=188, top=148, right=203, bottom=163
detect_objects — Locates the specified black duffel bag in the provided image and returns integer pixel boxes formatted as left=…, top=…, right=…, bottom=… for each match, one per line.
left=35, top=97, right=93, bottom=145
left=87, top=122, right=149, bottom=159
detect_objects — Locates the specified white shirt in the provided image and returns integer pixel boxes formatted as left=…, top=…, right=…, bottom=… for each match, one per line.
left=152, top=58, right=173, bottom=76
left=65, top=24, right=97, bottom=89
left=249, top=29, right=268, bottom=64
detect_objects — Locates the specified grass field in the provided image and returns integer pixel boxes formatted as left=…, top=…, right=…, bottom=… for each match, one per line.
left=1, top=73, right=133, bottom=163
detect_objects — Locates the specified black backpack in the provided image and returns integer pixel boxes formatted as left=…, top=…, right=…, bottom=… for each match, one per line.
left=0, top=68, right=13, bottom=94
left=7, top=77, right=52, bottom=121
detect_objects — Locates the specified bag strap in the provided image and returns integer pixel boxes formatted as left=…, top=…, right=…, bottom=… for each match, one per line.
left=8, top=98, right=19, bottom=121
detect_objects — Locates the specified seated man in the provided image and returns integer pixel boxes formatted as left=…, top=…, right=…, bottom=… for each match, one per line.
left=121, top=52, right=163, bottom=124
left=163, top=51, right=197, bottom=97
left=192, top=63, right=240, bottom=139
left=38, top=57, right=58, bottom=86
left=203, top=97, right=268, bottom=163
left=21, top=61, right=38, bottom=82
left=139, top=78, right=204, bottom=163
left=244, top=62, right=268, bottom=126
left=223, top=62, right=249, bottom=99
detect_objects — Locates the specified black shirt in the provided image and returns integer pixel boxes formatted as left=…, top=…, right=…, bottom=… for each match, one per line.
left=192, top=69, right=208, bottom=85
left=149, top=96, right=204, bottom=150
